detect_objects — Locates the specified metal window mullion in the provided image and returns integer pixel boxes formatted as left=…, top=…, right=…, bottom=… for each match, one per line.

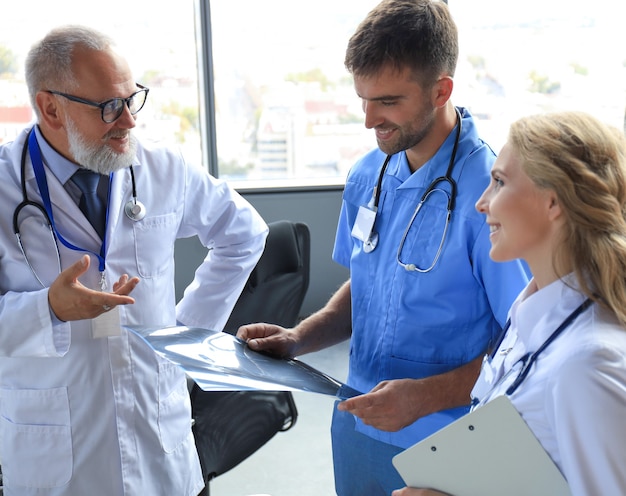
left=195, top=0, right=219, bottom=177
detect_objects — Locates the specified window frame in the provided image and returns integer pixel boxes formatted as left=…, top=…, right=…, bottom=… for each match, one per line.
left=196, top=0, right=219, bottom=179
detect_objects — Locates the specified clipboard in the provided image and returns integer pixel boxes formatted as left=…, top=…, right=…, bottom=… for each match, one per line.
left=392, top=396, right=571, bottom=496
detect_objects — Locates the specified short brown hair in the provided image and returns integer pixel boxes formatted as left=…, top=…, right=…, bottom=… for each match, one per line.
left=344, top=0, right=458, bottom=88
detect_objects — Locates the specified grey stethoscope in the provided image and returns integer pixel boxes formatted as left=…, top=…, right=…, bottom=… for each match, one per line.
left=13, top=128, right=146, bottom=286
left=363, top=107, right=462, bottom=273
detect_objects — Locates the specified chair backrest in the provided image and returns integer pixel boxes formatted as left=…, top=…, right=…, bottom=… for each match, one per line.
left=191, top=388, right=298, bottom=488
left=222, top=220, right=311, bottom=334
left=192, top=220, right=310, bottom=494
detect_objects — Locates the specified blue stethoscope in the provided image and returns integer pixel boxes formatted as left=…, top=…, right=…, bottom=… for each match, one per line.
left=476, top=297, right=593, bottom=402
left=363, top=107, right=461, bottom=273
left=13, top=128, right=146, bottom=287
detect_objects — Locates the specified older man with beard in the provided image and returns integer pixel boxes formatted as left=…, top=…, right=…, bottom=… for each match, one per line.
left=0, top=25, right=267, bottom=496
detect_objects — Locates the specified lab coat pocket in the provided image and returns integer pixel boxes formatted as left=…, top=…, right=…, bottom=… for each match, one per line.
left=157, top=361, right=192, bottom=453
left=0, top=387, right=72, bottom=488
left=132, top=212, right=177, bottom=278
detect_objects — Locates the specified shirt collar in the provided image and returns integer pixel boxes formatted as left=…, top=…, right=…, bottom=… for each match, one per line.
left=386, top=106, right=476, bottom=188
left=511, top=275, right=586, bottom=352
left=33, top=125, right=80, bottom=185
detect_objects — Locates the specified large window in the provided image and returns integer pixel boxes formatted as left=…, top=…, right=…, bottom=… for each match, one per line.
left=209, top=0, right=624, bottom=186
left=208, top=0, right=380, bottom=186
left=1, top=1, right=624, bottom=189
left=0, top=0, right=201, bottom=164
left=451, top=0, right=625, bottom=153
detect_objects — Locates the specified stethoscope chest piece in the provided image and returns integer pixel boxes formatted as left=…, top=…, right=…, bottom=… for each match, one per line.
left=124, top=199, right=146, bottom=221
left=124, top=165, right=145, bottom=221
left=363, top=232, right=379, bottom=253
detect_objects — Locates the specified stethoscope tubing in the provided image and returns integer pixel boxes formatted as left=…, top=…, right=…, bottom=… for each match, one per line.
left=504, top=298, right=592, bottom=395
left=481, top=298, right=593, bottom=401
left=370, top=107, right=462, bottom=213
left=364, top=107, right=462, bottom=266
left=14, top=128, right=145, bottom=282
left=16, top=128, right=144, bottom=231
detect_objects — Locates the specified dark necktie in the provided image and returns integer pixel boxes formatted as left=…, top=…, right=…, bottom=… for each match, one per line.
left=72, top=169, right=107, bottom=239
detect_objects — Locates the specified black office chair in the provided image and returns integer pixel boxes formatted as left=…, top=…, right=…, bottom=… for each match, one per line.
left=191, top=220, right=310, bottom=495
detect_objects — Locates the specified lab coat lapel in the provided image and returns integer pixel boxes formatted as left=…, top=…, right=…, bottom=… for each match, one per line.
left=106, top=168, right=125, bottom=243
left=23, top=159, right=102, bottom=246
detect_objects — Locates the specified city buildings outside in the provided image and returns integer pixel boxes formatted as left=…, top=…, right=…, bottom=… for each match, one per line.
left=1, top=0, right=624, bottom=185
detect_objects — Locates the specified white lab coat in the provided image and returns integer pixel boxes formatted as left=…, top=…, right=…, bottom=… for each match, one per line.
left=472, top=277, right=626, bottom=495
left=0, top=127, right=268, bottom=495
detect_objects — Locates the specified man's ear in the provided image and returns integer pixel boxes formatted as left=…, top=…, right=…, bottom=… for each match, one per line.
left=432, top=76, right=453, bottom=109
left=36, top=91, right=65, bottom=130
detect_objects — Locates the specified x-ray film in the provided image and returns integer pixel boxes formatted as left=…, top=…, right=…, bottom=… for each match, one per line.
left=127, top=325, right=361, bottom=400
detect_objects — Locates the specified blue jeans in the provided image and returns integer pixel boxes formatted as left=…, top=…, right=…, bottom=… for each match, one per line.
left=331, top=404, right=405, bottom=496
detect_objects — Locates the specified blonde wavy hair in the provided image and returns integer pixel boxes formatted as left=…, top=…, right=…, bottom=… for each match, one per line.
left=509, top=111, right=626, bottom=325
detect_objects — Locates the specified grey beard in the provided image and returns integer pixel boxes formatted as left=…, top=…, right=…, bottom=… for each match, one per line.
left=67, top=119, right=137, bottom=175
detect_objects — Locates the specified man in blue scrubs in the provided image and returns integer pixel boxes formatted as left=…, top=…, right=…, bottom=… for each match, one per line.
left=238, top=1, right=530, bottom=494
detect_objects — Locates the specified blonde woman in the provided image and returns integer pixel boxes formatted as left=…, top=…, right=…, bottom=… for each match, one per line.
left=394, top=112, right=626, bottom=496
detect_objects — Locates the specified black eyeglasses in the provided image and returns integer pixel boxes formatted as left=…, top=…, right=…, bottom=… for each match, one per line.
left=46, top=83, right=149, bottom=123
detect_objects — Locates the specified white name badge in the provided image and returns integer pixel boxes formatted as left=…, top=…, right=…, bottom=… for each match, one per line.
left=351, top=206, right=377, bottom=242
left=92, top=306, right=122, bottom=338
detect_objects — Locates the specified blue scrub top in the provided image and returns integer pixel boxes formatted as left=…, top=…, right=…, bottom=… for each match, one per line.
left=333, top=107, right=531, bottom=448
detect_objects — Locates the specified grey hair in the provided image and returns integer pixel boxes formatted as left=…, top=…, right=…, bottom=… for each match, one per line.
left=25, top=25, right=114, bottom=118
